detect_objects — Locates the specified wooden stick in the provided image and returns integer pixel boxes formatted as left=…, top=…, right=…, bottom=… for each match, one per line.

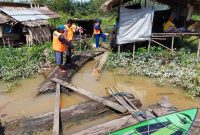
left=53, top=83, right=61, bottom=135
left=113, top=86, right=139, bottom=112
left=51, top=78, right=127, bottom=113
left=152, top=39, right=175, bottom=52
left=106, top=87, right=134, bottom=113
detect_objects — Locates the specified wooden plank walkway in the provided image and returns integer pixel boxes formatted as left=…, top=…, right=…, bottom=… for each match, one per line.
left=53, top=84, right=61, bottom=135
left=51, top=78, right=127, bottom=113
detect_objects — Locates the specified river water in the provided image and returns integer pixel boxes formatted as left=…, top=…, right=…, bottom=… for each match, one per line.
left=0, top=59, right=200, bottom=134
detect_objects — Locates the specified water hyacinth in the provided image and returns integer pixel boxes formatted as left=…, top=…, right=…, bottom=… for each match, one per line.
left=106, top=47, right=200, bottom=97
left=0, top=42, right=54, bottom=81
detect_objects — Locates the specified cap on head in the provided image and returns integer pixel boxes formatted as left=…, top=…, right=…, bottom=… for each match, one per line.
left=95, top=18, right=100, bottom=22
left=57, top=25, right=65, bottom=31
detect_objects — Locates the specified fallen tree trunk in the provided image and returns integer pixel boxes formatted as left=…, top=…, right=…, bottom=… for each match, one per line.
left=38, top=51, right=104, bottom=95
left=3, top=96, right=142, bottom=135
left=72, top=97, right=178, bottom=135
left=91, top=52, right=109, bottom=78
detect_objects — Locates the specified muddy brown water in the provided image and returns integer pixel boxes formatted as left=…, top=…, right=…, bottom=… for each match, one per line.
left=0, top=59, right=200, bottom=134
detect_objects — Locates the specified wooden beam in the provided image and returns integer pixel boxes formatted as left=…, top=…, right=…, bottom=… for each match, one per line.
left=152, top=39, right=174, bottom=52
left=53, top=83, right=61, bottom=135
left=51, top=78, right=127, bottom=113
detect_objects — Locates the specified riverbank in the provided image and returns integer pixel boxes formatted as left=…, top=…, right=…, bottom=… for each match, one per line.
left=106, top=47, right=200, bottom=98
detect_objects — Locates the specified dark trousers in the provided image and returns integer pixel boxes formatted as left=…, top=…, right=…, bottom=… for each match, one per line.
left=65, top=47, right=72, bottom=65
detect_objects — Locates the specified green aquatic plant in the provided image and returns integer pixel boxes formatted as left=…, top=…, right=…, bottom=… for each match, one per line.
left=0, top=42, right=54, bottom=81
left=106, top=47, right=200, bottom=97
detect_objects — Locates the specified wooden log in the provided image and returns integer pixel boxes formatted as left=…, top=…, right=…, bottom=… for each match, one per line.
left=38, top=51, right=104, bottom=95
left=51, top=78, right=127, bottom=113
left=72, top=115, right=138, bottom=135
left=53, top=84, right=61, bottom=135
left=4, top=96, right=142, bottom=135
left=73, top=97, right=176, bottom=135
left=91, top=52, right=109, bottom=78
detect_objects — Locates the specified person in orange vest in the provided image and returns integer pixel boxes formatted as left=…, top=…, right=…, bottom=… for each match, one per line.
left=94, top=18, right=106, bottom=48
left=52, top=25, right=71, bottom=71
left=64, top=19, right=76, bottom=66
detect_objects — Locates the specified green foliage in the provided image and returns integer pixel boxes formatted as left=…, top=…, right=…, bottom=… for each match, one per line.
left=192, top=15, right=200, bottom=21
left=106, top=47, right=200, bottom=97
left=49, top=12, right=70, bottom=27
left=0, top=42, right=54, bottom=81
left=73, top=39, right=93, bottom=51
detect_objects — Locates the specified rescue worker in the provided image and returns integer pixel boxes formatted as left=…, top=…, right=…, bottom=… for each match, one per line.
left=93, top=18, right=106, bottom=48
left=52, top=25, right=71, bottom=71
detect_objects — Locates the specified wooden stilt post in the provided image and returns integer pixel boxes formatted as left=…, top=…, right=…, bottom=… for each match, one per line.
left=118, top=44, right=121, bottom=53
left=133, top=43, right=135, bottom=60
left=148, top=39, right=151, bottom=52
left=171, top=36, right=175, bottom=52
left=197, top=38, right=200, bottom=58
left=53, top=83, right=61, bottom=135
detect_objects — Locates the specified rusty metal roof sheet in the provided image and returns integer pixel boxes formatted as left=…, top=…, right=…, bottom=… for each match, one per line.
left=0, top=8, right=59, bottom=22
left=0, top=9, right=49, bottom=22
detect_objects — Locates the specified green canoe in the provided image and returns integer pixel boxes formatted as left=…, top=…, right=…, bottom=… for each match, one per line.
left=109, top=108, right=198, bottom=135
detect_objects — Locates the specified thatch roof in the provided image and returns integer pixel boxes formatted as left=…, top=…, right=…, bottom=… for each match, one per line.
left=0, top=12, right=13, bottom=24
left=101, top=0, right=200, bottom=12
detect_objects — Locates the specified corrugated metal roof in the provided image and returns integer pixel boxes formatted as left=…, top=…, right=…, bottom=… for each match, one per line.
left=39, top=9, right=60, bottom=19
left=0, top=9, right=50, bottom=22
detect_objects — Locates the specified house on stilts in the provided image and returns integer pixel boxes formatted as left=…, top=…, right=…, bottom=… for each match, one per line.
left=0, top=2, right=60, bottom=47
left=101, top=0, right=200, bottom=57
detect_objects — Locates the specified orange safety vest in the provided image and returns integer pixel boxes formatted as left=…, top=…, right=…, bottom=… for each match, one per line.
left=93, top=23, right=101, bottom=35
left=94, top=29, right=101, bottom=34
left=52, top=31, right=66, bottom=52
left=65, top=25, right=76, bottom=41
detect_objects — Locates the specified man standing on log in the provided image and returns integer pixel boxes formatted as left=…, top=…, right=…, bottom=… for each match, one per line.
left=52, top=25, right=71, bottom=71
left=64, top=19, right=76, bottom=67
